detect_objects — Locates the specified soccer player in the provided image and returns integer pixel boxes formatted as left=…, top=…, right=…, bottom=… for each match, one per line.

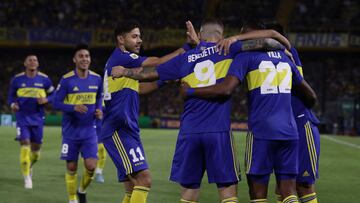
left=110, top=18, right=288, bottom=203
left=54, top=44, right=103, bottom=203
left=179, top=21, right=317, bottom=203
left=7, top=54, right=54, bottom=189
left=100, top=19, right=195, bottom=203
left=266, top=23, right=320, bottom=203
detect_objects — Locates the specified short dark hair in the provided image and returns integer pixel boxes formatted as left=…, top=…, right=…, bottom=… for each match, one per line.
left=114, top=19, right=141, bottom=38
left=201, top=18, right=224, bottom=29
left=74, top=44, right=89, bottom=56
left=265, top=21, right=285, bottom=35
left=241, top=17, right=266, bottom=31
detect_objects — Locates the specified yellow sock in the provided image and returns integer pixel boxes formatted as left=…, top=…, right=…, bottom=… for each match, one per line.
left=221, top=197, right=238, bottom=203
left=130, top=186, right=150, bottom=203
left=282, top=195, right=299, bottom=203
left=121, top=192, right=132, bottom=203
left=30, top=151, right=40, bottom=166
left=180, top=199, right=197, bottom=203
left=299, top=193, right=317, bottom=203
left=97, top=143, right=106, bottom=170
left=250, top=199, right=268, bottom=203
left=79, top=168, right=94, bottom=192
left=276, top=193, right=282, bottom=203
left=20, top=146, right=31, bottom=176
left=65, top=172, right=78, bottom=201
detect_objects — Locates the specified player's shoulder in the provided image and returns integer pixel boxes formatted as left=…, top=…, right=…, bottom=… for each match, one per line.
left=37, top=71, right=49, bottom=78
left=89, top=70, right=101, bottom=78
left=14, top=72, right=25, bottom=78
left=62, top=70, right=75, bottom=79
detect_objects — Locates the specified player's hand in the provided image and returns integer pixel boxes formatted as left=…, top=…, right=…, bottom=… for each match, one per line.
left=284, top=49, right=295, bottom=64
left=95, top=109, right=103, bottom=119
left=179, top=82, right=190, bottom=98
left=74, top=104, right=88, bottom=114
left=37, top=97, right=48, bottom=105
left=217, top=36, right=239, bottom=56
left=10, top=102, right=19, bottom=112
left=111, top=66, right=126, bottom=78
left=186, top=21, right=199, bottom=46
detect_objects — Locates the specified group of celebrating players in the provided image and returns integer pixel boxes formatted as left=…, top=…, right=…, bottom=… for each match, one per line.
left=8, top=18, right=320, bottom=203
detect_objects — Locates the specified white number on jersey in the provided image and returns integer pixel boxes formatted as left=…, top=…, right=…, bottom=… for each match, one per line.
left=129, top=147, right=145, bottom=163
left=258, top=61, right=292, bottom=94
left=194, top=60, right=216, bottom=87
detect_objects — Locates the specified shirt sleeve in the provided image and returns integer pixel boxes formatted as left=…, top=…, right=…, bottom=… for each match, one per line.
left=156, top=54, right=183, bottom=81
left=291, top=62, right=304, bottom=85
left=290, top=47, right=302, bottom=67
left=229, top=40, right=244, bottom=58
left=227, top=53, right=249, bottom=82
left=7, top=77, right=17, bottom=105
left=122, top=52, right=147, bottom=68
left=53, top=78, right=75, bottom=112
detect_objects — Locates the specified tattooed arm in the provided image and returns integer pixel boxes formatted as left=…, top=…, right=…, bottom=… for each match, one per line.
left=241, top=38, right=285, bottom=51
left=111, top=66, right=159, bottom=82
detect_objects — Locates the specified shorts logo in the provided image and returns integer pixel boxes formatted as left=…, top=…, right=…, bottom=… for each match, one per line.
left=73, top=86, right=79, bottom=91
left=34, top=83, right=44, bottom=87
left=130, top=53, right=139, bottom=59
left=302, top=171, right=310, bottom=177
left=21, top=83, right=26, bottom=87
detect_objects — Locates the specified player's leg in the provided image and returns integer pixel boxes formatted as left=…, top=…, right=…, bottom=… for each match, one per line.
left=95, top=142, right=106, bottom=183
left=170, top=133, right=204, bottom=203
left=204, top=131, right=240, bottom=203
left=61, top=138, right=80, bottom=203
left=296, top=121, right=320, bottom=203
left=77, top=136, right=98, bottom=203
left=17, top=125, right=32, bottom=188
left=29, top=125, right=44, bottom=168
left=122, top=181, right=134, bottom=203
left=245, top=132, right=273, bottom=202
left=128, top=169, right=151, bottom=203
left=274, top=140, right=299, bottom=203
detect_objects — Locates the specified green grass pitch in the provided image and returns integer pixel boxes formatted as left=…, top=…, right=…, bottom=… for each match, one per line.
left=0, top=126, right=359, bottom=202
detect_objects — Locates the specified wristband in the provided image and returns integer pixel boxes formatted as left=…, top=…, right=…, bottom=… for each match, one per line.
left=186, top=88, right=195, bottom=96
left=182, top=43, right=192, bottom=51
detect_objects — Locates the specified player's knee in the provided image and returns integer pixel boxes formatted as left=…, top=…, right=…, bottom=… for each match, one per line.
left=296, top=182, right=315, bottom=195
left=84, top=161, right=97, bottom=172
left=134, top=170, right=152, bottom=188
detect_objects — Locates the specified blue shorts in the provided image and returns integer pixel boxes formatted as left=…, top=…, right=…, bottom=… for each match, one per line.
left=296, top=120, right=320, bottom=184
left=170, top=131, right=240, bottom=185
left=16, top=124, right=43, bottom=144
left=245, top=132, right=298, bottom=182
left=103, top=128, right=148, bottom=182
left=60, top=136, right=98, bottom=161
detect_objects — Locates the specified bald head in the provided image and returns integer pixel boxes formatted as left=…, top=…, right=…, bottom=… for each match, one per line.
left=199, top=19, right=224, bottom=42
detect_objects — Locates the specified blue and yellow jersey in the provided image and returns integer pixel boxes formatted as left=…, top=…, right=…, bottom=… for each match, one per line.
left=54, top=70, right=102, bottom=140
left=228, top=50, right=303, bottom=140
left=157, top=41, right=242, bottom=134
left=7, top=71, right=54, bottom=126
left=290, top=47, right=320, bottom=125
left=101, top=48, right=147, bottom=140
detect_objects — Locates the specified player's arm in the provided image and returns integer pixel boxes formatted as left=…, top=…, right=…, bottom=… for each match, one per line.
left=139, top=80, right=165, bottom=95
left=180, top=75, right=240, bottom=99
left=7, top=77, right=19, bottom=111
left=293, top=80, right=317, bottom=108
left=94, top=78, right=103, bottom=119
left=111, top=66, right=159, bottom=82
left=38, top=78, right=55, bottom=105
left=226, top=38, right=285, bottom=57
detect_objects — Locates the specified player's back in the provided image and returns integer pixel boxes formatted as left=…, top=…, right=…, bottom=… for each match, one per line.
left=229, top=50, right=303, bottom=140
left=159, top=41, right=235, bottom=134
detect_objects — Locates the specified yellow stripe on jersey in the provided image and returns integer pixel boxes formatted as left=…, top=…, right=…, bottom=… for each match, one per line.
left=17, top=87, right=46, bottom=98
left=107, top=76, right=139, bottom=93
left=229, top=131, right=240, bottom=181
left=245, top=132, right=253, bottom=174
left=246, top=68, right=293, bottom=91
left=38, top=71, right=48, bottom=77
left=15, top=72, right=25, bottom=77
left=305, top=122, right=317, bottom=176
left=64, top=92, right=97, bottom=105
left=181, top=59, right=232, bottom=87
left=63, top=71, right=75, bottom=79
left=89, top=70, right=100, bottom=77
left=297, top=66, right=304, bottom=77
left=113, top=132, right=133, bottom=174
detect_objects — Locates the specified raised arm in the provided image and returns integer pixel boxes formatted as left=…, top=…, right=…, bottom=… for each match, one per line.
left=180, top=75, right=240, bottom=99
left=241, top=38, right=285, bottom=52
